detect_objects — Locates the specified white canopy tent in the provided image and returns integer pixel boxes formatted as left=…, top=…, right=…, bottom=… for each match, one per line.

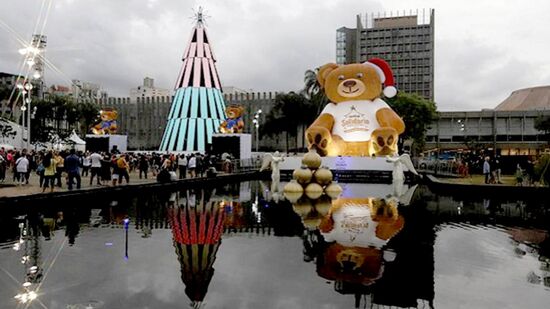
left=67, top=130, right=86, bottom=152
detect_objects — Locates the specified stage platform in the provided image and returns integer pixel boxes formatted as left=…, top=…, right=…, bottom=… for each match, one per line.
left=278, top=156, right=414, bottom=183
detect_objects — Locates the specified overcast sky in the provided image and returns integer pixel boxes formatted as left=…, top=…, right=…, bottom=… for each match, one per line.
left=1, top=0, right=550, bottom=111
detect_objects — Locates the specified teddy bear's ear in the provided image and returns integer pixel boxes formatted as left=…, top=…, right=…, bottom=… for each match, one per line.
left=317, top=63, right=339, bottom=88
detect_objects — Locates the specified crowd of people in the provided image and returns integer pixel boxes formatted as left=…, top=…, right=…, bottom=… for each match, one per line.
left=0, top=146, right=236, bottom=193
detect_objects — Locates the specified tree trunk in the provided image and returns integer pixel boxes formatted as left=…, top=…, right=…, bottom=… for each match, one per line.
left=285, top=131, right=289, bottom=153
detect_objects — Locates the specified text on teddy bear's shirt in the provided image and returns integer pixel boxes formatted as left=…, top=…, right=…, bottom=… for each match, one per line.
left=321, top=99, right=390, bottom=142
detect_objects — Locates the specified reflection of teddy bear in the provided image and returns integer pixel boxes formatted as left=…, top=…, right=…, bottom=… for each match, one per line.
left=306, top=58, right=405, bottom=157
left=316, top=197, right=404, bottom=285
left=219, top=105, right=245, bottom=133
left=91, top=108, right=118, bottom=135
left=319, top=197, right=404, bottom=247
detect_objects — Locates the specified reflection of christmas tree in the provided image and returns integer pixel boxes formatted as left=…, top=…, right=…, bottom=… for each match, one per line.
left=168, top=191, right=225, bottom=307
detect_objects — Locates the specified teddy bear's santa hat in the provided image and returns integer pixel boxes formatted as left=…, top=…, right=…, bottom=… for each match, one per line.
left=363, top=58, right=397, bottom=98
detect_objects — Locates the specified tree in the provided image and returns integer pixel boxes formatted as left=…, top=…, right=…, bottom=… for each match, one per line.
left=386, top=92, right=438, bottom=154
left=0, top=118, right=16, bottom=139
left=261, top=92, right=316, bottom=152
left=302, top=68, right=328, bottom=115
left=30, top=95, right=99, bottom=144
left=535, top=115, right=550, bottom=143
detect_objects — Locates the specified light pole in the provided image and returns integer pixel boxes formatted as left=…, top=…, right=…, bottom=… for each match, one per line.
left=17, top=82, right=33, bottom=149
left=252, top=109, right=262, bottom=152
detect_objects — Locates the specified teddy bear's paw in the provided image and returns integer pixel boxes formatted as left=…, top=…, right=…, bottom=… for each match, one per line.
left=306, top=127, right=331, bottom=155
left=372, top=127, right=398, bottom=156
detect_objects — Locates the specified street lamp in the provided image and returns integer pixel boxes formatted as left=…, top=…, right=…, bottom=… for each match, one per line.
left=252, top=109, right=262, bottom=152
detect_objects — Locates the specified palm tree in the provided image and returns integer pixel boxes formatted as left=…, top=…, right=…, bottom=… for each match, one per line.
left=302, top=68, right=329, bottom=115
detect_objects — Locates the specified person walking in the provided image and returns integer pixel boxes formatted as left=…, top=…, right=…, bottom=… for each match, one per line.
left=42, top=151, right=56, bottom=193
left=188, top=154, right=196, bottom=178
left=65, top=149, right=81, bottom=190
left=54, top=151, right=65, bottom=187
left=178, top=154, right=188, bottom=179
left=493, top=158, right=502, bottom=184
left=515, top=164, right=524, bottom=186
left=82, top=152, right=91, bottom=177
left=88, top=151, right=102, bottom=186
left=100, top=154, right=112, bottom=186
left=483, top=156, right=491, bottom=184
left=117, top=154, right=130, bottom=185
left=138, top=155, right=149, bottom=179
left=15, top=154, right=30, bottom=185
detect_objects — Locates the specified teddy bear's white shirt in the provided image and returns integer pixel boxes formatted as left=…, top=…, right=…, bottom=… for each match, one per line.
left=321, top=203, right=387, bottom=248
left=321, top=99, right=390, bottom=142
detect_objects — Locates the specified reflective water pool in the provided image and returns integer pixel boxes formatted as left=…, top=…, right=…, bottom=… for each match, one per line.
left=1, top=181, right=549, bottom=309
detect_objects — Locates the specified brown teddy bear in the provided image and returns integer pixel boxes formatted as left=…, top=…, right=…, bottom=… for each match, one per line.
left=219, top=105, right=245, bottom=134
left=306, top=58, right=405, bottom=156
left=91, top=108, right=118, bottom=135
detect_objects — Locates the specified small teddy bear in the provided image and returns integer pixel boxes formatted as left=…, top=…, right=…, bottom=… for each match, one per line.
left=91, top=108, right=118, bottom=135
left=306, top=58, right=405, bottom=157
left=219, top=105, right=245, bottom=134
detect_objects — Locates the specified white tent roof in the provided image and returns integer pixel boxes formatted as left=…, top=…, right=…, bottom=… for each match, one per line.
left=68, top=130, right=86, bottom=145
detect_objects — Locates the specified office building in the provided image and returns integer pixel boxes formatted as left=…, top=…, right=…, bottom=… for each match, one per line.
left=337, top=9, right=435, bottom=101
left=130, top=77, right=171, bottom=101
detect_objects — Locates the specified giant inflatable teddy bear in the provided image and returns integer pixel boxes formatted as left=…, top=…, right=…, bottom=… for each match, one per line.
left=306, top=58, right=405, bottom=157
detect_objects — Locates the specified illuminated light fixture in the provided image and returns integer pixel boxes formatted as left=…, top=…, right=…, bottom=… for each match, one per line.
left=16, top=83, right=24, bottom=89
left=24, top=83, right=33, bottom=90
left=22, top=282, right=31, bottom=287
left=26, top=59, right=35, bottom=67
left=21, top=105, right=27, bottom=111
left=33, top=71, right=41, bottom=79
left=18, top=48, right=28, bottom=55
left=25, top=97, right=31, bottom=104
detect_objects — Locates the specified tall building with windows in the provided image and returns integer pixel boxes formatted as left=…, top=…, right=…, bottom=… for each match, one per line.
left=336, top=9, right=435, bottom=101
left=130, top=77, right=171, bottom=101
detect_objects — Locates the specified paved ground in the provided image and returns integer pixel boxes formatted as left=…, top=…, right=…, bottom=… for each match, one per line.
left=443, top=174, right=518, bottom=186
left=0, top=169, right=188, bottom=198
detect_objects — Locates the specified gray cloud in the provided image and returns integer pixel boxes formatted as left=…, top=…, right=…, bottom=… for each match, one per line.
left=1, top=0, right=550, bottom=111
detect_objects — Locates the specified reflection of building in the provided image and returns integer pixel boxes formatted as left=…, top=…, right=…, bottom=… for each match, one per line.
left=129, top=77, right=171, bottom=101
left=337, top=9, right=435, bottom=100
left=167, top=191, right=225, bottom=306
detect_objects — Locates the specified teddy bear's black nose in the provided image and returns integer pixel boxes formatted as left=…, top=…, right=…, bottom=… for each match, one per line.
left=343, top=80, right=356, bottom=88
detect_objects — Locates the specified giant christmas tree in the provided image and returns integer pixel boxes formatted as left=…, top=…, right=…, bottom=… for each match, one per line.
left=160, top=8, right=227, bottom=152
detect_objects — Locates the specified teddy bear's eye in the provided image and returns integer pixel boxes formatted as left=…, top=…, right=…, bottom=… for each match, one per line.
left=337, top=75, right=345, bottom=81
left=356, top=73, right=363, bottom=78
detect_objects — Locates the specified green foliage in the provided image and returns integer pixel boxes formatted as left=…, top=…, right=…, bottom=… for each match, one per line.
left=535, top=116, right=550, bottom=142
left=386, top=92, right=438, bottom=153
left=302, top=68, right=328, bottom=115
left=261, top=92, right=318, bottom=151
left=31, top=95, right=100, bottom=143
left=0, top=119, right=16, bottom=138
left=534, top=155, right=550, bottom=186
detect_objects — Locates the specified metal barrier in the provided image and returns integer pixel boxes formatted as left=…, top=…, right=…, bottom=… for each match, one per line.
left=416, top=160, right=461, bottom=177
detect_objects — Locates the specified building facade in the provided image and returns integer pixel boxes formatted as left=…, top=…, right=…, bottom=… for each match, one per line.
left=71, top=79, right=108, bottom=103
left=99, top=92, right=286, bottom=151
left=129, top=77, right=171, bottom=101
left=98, top=96, right=171, bottom=150
left=425, top=110, right=550, bottom=156
left=337, top=9, right=435, bottom=101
